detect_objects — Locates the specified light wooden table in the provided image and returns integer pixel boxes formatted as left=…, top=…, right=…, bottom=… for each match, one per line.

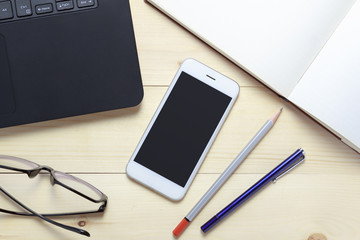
left=1, top=1, right=360, bottom=239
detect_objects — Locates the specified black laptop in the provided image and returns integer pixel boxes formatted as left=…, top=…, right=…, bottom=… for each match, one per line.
left=0, top=0, right=143, bottom=128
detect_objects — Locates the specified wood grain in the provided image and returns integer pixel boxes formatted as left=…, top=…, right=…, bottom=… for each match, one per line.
left=1, top=174, right=360, bottom=240
left=0, top=0, right=359, bottom=239
left=0, top=87, right=358, bottom=174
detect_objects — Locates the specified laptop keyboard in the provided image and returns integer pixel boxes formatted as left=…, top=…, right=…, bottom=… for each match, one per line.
left=0, top=0, right=98, bottom=23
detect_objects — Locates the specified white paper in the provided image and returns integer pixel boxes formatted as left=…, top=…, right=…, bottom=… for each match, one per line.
left=149, top=0, right=355, bottom=96
left=289, top=0, right=360, bottom=151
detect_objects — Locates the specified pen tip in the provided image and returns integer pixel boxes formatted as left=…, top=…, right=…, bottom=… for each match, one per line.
left=280, top=107, right=284, bottom=111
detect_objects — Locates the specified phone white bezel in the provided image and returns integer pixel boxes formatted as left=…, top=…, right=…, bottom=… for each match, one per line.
left=126, top=58, right=239, bottom=201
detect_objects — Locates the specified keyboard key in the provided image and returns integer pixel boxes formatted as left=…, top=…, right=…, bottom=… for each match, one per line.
left=35, top=3, right=53, bottom=14
left=15, top=0, right=32, bottom=17
left=0, top=1, right=13, bottom=20
left=56, top=0, right=73, bottom=11
left=77, top=0, right=94, bottom=8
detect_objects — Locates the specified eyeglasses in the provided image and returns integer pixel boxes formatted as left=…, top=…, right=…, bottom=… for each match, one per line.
left=0, top=155, right=108, bottom=237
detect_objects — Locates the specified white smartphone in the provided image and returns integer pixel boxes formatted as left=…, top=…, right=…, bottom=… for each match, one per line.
left=126, top=59, right=239, bottom=201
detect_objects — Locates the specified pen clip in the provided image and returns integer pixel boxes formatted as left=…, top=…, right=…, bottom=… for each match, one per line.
left=272, top=154, right=305, bottom=183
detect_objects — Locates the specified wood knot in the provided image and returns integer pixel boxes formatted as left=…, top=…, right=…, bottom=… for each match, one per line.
left=78, top=220, right=87, bottom=227
left=308, top=233, right=327, bottom=240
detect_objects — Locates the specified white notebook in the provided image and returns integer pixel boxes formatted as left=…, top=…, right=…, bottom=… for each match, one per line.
left=147, top=0, right=360, bottom=152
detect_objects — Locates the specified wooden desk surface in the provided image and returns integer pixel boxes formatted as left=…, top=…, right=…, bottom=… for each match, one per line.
left=1, top=1, right=360, bottom=239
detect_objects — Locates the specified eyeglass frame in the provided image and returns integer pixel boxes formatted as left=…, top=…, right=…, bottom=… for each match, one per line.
left=0, top=155, right=108, bottom=237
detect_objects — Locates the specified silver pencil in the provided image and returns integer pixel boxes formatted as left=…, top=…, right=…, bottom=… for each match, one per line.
left=173, top=107, right=283, bottom=237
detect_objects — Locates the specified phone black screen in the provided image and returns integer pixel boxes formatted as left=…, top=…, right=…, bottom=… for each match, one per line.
left=134, top=72, right=232, bottom=187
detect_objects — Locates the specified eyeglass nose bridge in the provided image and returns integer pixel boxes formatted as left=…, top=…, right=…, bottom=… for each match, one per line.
left=28, top=166, right=56, bottom=186
left=28, top=168, right=41, bottom=178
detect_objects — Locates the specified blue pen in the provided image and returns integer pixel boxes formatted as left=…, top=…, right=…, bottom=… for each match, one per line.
left=201, top=148, right=305, bottom=233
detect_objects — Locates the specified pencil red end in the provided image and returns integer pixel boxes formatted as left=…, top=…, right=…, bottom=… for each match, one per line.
left=173, top=218, right=190, bottom=237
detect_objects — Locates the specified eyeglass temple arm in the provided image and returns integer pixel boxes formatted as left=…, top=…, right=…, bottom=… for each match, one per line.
left=0, top=165, right=31, bottom=175
left=0, top=186, right=90, bottom=237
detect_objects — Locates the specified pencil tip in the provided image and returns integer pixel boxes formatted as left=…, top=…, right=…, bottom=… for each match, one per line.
left=270, top=107, right=283, bottom=123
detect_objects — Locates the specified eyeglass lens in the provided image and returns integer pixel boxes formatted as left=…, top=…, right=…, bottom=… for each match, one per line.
left=0, top=155, right=104, bottom=201
left=53, top=171, right=104, bottom=201
left=0, top=155, right=39, bottom=170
